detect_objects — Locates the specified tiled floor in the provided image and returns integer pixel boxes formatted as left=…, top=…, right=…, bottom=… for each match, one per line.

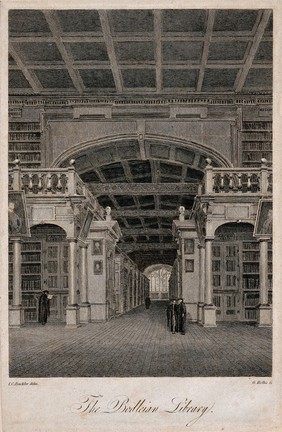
left=9, top=301, right=272, bottom=377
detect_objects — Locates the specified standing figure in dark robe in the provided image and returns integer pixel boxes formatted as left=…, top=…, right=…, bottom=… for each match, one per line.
left=167, top=299, right=177, bottom=334
left=177, top=298, right=187, bottom=335
left=38, top=290, right=50, bottom=325
left=145, top=297, right=151, bottom=309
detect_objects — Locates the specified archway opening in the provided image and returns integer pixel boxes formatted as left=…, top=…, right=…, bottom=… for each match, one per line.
left=23, top=224, right=69, bottom=323
left=144, top=264, right=172, bottom=300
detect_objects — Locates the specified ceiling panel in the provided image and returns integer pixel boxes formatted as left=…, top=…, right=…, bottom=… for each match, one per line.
left=162, top=10, right=206, bottom=33
left=68, top=42, right=109, bottom=62
left=254, top=41, right=272, bottom=62
left=163, top=69, right=198, bottom=88
left=9, top=70, right=32, bottom=88
left=208, top=41, right=249, bottom=61
left=213, top=10, right=258, bottom=32
left=114, top=196, right=136, bottom=207
left=122, top=69, right=156, bottom=88
left=34, top=69, right=75, bottom=88
left=57, top=10, right=102, bottom=33
left=202, top=68, right=239, bottom=90
left=9, top=10, right=51, bottom=34
left=115, top=42, right=155, bottom=62
left=162, top=41, right=203, bottom=62
left=108, top=10, right=154, bottom=33
left=16, top=42, right=63, bottom=62
left=243, top=68, right=272, bottom=88
left=80, top=69, right=115, bottom=88
left=159, top=162, right=182, bottom=176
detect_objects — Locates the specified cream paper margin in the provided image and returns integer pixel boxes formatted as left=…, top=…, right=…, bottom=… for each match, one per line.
left=0, top=1, right=281, bottom=431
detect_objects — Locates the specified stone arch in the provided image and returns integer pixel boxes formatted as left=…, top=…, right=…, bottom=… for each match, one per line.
left=29, top=222, right=69, bottom=238
left=214, top=222, right=255, bottom=240
left=51, top=133, right=232, bottom=170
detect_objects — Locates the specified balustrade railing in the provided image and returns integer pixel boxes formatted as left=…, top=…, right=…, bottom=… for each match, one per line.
left=203, top=159, right=272, bottom=196
left=8, top=161, right=105, bottom=218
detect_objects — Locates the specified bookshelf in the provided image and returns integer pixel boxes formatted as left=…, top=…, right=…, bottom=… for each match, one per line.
left=21, top=240, right=42, bottom=322
left=241, top=121, right=272, bottom=167
left=8, top=121, right=41, bottom=168
left=242, top=240, right=259, bottom=321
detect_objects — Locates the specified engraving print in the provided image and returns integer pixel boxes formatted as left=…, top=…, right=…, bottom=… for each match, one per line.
left=7, top=8, right=273, bottom=383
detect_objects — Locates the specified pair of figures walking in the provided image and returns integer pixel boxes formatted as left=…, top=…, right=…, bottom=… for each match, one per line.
left=166, top=298, right=186, bottom=335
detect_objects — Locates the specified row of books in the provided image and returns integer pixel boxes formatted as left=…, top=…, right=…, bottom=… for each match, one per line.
left=21, top=264, right=41, bottom=274
left=9, top=142, right=41, bottom=151
left=9, top=122, right=40, bottom=131
left=9, top=152, right=41, bottom=162
left=242, top=121, right=272, bottom=130
left=9, top=132, right=40, bottom=141
left=242, top=142, right=272, bottom=151
left=22, top=279, right=41, bottom=290
left=241, top=132, right=272, bottom=140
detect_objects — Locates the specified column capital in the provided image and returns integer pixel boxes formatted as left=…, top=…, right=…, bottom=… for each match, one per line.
left=205, top=236, right=215, bottom=242
left=258, top=237, right=271, bottom=242
left=10, top=236, right=23, bottom=243
left=67, top=237, right=78, bottom=244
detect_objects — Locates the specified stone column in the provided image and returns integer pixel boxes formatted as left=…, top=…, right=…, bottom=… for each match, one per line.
left=66, top=238, right=80, bottom=327
left=203, top=237, right=216, bottom=327
left=9, top=238, right=24, bottom=327
left=79, top=242, right=90, bottom=324
left=198, top=243, right=205, bottom=324
left=258, top=238, right=272, bottom=327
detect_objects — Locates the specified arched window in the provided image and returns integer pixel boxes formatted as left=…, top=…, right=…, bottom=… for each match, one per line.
left=145, top=265, right=172, bottom=300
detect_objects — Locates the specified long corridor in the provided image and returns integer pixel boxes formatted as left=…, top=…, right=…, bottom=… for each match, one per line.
left=9, top=301, right=272, bottom=378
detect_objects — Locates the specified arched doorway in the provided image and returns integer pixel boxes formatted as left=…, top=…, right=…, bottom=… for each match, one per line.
left=23, top=224, right=69, bottom=323
left=144, top=264, right=172, bottom=300
left=212, top=222, right=266, bottom=323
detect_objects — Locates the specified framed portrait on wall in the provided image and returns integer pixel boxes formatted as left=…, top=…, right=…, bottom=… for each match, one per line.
left=254, top=199, right=272, bottom=237
left=93, top=260, right=103, bottom=275
left=8, top=191, right=30, bottom=237
left=185, top=259, right=194, bottom=272
left=184, top=239, right=194, bottom=254
left=92, top=239, right=103, bottom=255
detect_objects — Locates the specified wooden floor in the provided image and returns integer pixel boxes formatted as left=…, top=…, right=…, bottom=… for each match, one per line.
left=9, top=301, right=272, bottom=377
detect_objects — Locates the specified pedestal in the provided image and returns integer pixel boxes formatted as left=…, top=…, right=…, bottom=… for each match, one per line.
left=65, top=305, right=80, bottom=328
left=202, top=305, right=217, bottom=327
left=257, top=305, right=272, bottom=327
left=79, top=303, right=91, bottom=324
left=198, top=302, right=205, bottom=324
left=9, top=306, right=24, bottom=327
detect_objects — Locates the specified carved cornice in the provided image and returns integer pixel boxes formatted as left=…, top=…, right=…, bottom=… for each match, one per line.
left=8, top=94, right=272, bottom=110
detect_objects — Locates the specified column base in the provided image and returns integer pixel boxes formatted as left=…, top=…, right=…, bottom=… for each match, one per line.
left=79, top=303, right=91, bottom=324
left=202, top=305, right=217, bottom=327
left=65, top=305, right=81, bottom=328
left=9, top=306, right=24, bottom=327
left=90, top=303, right=107, bottom=322
left=198, top=302, right=205, bottom=324
left=257, top=304, right=272, bottom=327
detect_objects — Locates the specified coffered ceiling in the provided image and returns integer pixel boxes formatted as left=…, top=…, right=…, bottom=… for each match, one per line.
left=8, top=9, right=273, bottom=269
left=9, top=9, right=272, bottom=96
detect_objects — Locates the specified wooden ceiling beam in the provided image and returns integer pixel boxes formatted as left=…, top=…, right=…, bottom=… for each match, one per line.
left=234, top=10, right=272, bottom=93
left=112, top=209, right=190, bottom=218
left=89, top=182, right=198, bottom=195
left=119, top=243, right=177, bottom=253
left=98, top=10, right=123, bottom=93
left=154, top=10, right=162, bottom=93
left=43, top=10, right=84, bottom=94
left=196, top=10, right=216, bottom=92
